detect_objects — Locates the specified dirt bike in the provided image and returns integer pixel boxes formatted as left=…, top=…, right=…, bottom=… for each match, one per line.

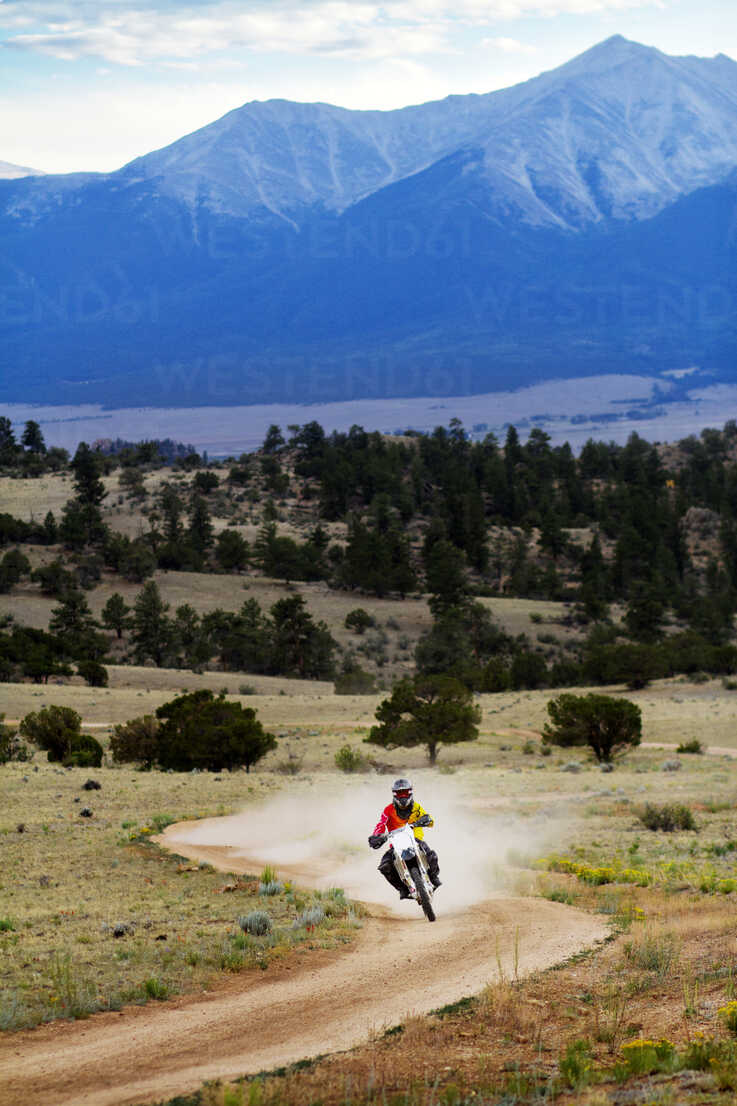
left=382, top=819, right=436, bottom=922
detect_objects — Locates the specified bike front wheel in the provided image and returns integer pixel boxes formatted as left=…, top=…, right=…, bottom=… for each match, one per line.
left=408, top=862, right=435, bottom=922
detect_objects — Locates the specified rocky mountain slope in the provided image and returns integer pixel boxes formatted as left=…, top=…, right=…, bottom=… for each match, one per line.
left=1, top=36, right=736, bottom=406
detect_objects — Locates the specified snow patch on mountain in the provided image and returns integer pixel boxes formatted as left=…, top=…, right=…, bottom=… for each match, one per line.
left=0, top=160, right=45, bottom=179
left=5, top=36, right=737, bottom=231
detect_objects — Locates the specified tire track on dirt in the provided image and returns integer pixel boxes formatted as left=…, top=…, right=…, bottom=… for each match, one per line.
left=1, top=825, right=608, bottom=1106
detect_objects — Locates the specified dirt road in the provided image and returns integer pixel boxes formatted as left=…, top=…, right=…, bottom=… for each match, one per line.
left=0, top=824, right=608, bottom=1106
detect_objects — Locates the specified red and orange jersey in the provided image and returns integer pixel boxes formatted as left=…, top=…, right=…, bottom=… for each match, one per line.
left=373, top=801, right=434, bottom=841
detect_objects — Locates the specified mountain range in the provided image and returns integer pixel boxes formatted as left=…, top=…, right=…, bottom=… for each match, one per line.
left=1, top=35, right=736, bottom=408
left=0, top=161, right=45, bottom=180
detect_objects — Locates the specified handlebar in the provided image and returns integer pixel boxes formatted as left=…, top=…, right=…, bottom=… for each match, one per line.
left=369, top=817, right=432, bottom=849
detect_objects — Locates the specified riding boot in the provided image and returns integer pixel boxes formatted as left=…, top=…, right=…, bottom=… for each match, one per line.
left=378, top=851, right=410, bottom=898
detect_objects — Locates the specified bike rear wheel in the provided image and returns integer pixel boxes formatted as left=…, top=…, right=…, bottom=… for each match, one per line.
left=409, top=862, right=435, bottom=922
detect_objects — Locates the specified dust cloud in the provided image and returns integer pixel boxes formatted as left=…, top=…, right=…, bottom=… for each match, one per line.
left=164, top=773, right=567, bottom=915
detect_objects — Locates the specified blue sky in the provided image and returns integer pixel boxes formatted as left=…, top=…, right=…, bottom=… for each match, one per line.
left=2, top=0, right=735, bottom=174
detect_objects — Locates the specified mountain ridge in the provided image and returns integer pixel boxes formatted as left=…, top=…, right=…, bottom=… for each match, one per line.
left=0, top=160, right=45, bottom=180
left=1, top=35, right=736, bottom=408
left=7, top=35, right=737, bottom=230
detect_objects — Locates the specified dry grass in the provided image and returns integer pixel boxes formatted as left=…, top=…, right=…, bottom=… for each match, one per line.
left=4, top=686, right=737, bottom=1102
left=5, top=471, right=737, bottom=1102
left=0, top=466, right=588, bottom=681
left=189, top=890, right=737, bottom=1106
left=0, top=760, right=361, bottom=1031
left=178, top=885, right=737, bottom=1106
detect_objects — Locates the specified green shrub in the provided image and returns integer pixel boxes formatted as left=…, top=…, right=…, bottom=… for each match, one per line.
left=334, top=745, right=367, bottom=772
left=0, top=916, right=15, bottom=932
left=558, top=1039, right=592, bottom=1090
left=676, top=738, right=704, bottom=754
left=259, top=880, right=283, bottom=896
left=617, top=1038, right=675, bottom=1078
left=293, top=905, right=326, bottom=929
left=238, top=911, right=272, bottom=936
left=623, top=930, right=679, bottom=974
left=545, top=889, right=575, bottom=905
left=334, top=668, right=377, bottom=695
left=142, top=977, right=169, bottom=1000
left=110, top=715, right=160, bottom=768
left=19, top=705, right=82, bottom=762
left=344, top=608, right=375, bottom=634
left=155, top=690, right=276, bottom=772
left=149, top=813, right=177, bottom=833
left=719, top=1002, right=737, bottom=1035
left=682, top=1035, right=737, bottom=1071
left=638, top=803, right=697, bottom=832
left=47, top=951, right=97, bottom=1019
left=274, top=756, right=303, bottom=775
left=0, top=716, right=29, bottom=764
left=64, top=732, right=103, bottom=768
left=707, top=840, right=737, bottom=857
left=19, top=705, right=101, bottom=766
left=76, top=660, right=108, bottom=687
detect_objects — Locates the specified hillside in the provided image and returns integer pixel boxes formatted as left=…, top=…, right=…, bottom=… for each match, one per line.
left=1, top=36, right=736, bottom=406
left=4, top=419, right=737, bottom=1106
left=2, top=415, right=737, bottom=700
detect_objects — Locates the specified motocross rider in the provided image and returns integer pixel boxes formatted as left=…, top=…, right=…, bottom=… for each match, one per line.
left=368, top=778, right=441, bottom=899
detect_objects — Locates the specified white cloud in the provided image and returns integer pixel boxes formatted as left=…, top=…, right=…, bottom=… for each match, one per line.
left=482, top=35, right=538, bottom=54
left=1, top=0, right=664, bottom=65
left=3, top=2, right=445, bottom=65
left=392, top=0, right=662, bottom=15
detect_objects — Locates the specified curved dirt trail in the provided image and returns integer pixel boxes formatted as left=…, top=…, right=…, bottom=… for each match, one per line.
left=0, top=823, right=609, bottom=1106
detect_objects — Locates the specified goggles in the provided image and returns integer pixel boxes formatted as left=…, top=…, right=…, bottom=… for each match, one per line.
left=394, top=789, right=412, bottom=800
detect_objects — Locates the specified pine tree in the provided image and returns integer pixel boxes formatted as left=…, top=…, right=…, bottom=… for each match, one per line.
left=131, top=581, right=174, bottom=667
left=49, top=589, right=106, bottom=659
left=60, top=442, right=107, bottom=547
left=21, top=420, right=46, bottom=454
left=215, top=529, right=250, bottom=572
left=268, top=595, right=336, bottom=679
left=425, top=538, right=469, bottom=615
left=101, top=593, right=132, bottom=639
left=159, top=485, right=184, bottom=543
left=0, top=417, right=17, bottom=466
left=188, top=495, right=214, bottom=555
left=71, top=443, right=107, bottom=507
left=262, top=424, right=285, bottom=453
left=42, top=511, right=57, bottom=545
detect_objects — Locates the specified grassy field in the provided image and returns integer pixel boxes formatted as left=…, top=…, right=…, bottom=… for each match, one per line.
left=0, top=758, right=363, bottom=1032
left=2, top=672, right=737, bottom=761
left=1, top=553, right=582, bottom=687
left=3, top=674, right=737, bottom=1103
left=5, top=466, right=737, bottom=1105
